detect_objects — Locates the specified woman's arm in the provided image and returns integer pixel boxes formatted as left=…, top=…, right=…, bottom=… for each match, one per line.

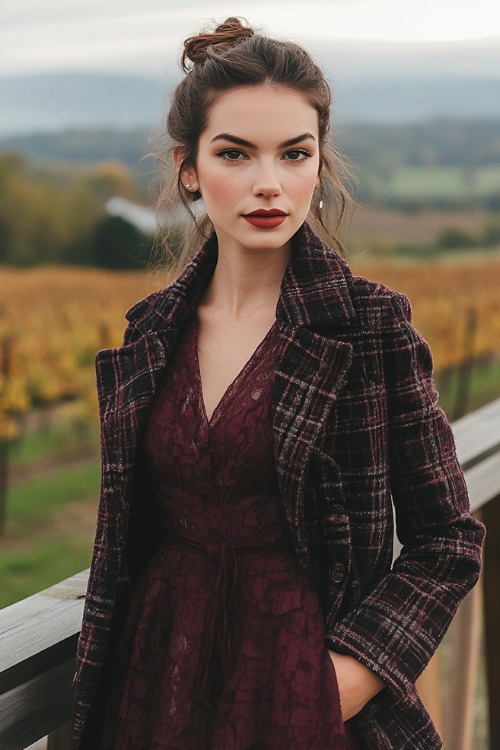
left=326, top=289, right=485, bottom=705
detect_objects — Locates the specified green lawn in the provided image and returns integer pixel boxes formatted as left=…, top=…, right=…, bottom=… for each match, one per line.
left=11, top=416, right=99, bottom=469
left=366, top=164, right=500, bottom=200
left=0, top=535, right=94, bottom=609
left=1, top=458, right=100, bottom=608
left=7, top=459, right=100, bottom=533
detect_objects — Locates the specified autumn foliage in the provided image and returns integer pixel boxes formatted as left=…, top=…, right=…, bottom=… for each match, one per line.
left=1, top=260, right=500, bottom=439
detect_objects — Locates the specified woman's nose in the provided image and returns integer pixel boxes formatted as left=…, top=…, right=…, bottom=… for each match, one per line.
left=252, top=165, right=282, bottom=198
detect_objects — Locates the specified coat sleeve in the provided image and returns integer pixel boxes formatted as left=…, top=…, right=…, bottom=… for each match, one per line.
left=325, top=290, right=485, bottom=704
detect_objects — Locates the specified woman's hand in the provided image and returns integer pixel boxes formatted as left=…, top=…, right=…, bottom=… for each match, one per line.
left=327, top=650, right=385, bottom=721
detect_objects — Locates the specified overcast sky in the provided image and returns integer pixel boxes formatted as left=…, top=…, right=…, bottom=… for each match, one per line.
left=2, top=0, right=499, bottom=79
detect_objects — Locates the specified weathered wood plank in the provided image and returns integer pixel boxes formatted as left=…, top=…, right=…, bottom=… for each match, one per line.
left=452, top=397, right=500, bottom=469
left=465, top=453, right=500, bottom=513
left=464, top=453, right=500, bottom=514
left=0, top=571, right=87, bottom=748
left=0, top=659, right=75, bottom=750
left=0, top=570, right=87, bottom=692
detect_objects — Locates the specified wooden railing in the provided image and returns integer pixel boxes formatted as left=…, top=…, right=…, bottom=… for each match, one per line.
left=1, top=398, right=499, bottom=750
left=0, top=571, right=87, bottom=750
left=416, top=396, right=500, bottom=749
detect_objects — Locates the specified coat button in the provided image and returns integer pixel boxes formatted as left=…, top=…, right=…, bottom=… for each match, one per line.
left=330, top=505, right=345, bottom=517
left=326, top=505, right=344, bottom=522
left=332, top=563, right=345, bottom=584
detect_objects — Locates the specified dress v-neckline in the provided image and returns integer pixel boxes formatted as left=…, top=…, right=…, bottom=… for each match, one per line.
left=193, top=318, right=278, bottom=428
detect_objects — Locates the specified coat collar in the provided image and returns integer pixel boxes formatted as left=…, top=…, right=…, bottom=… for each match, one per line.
left=276, top=222, right=356, bottom=329
left=125, top=222, right=357, bottom=336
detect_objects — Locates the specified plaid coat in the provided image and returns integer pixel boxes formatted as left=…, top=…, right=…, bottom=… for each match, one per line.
left=72, top=222, right=484, bottom=749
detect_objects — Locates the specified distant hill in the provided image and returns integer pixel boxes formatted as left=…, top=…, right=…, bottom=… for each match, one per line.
left=2, top=71, right=500, bottom=136
left=0, top=127, right=155, bottom=168
left=0, top=73, right=167, bottom=136
left=335, top=78, right=500, bottom=124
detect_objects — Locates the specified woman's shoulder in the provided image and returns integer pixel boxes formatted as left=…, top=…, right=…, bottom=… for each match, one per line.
left=300, top=225, right=412, bottom=331
left=347, top=271, right=413, bottom=331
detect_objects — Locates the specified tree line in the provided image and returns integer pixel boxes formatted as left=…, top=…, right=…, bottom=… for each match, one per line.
left=2, top=119, right=500, bottom=170
left=0, top=153, right=155, bottom=268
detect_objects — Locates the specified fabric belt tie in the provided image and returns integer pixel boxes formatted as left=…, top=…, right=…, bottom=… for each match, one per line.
left=165, top=530, right=295, bottom=749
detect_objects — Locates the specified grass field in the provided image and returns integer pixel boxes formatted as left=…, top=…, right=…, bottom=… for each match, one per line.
left=364, top=164, right=500, bottom=200
left=11, top=405, right=99, bottom=469
left=1, top=454, right=99, bottom=608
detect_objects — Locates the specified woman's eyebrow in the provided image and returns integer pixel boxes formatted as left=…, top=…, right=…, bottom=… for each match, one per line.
left=210, top=132, right=317, bottom=148
left=279, top=133, right=316, bottom=148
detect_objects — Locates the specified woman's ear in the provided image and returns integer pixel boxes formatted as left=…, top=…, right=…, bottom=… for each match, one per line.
left=173, top=146, right=200, bottom=194
left=172, top=145, right=184, bottom=171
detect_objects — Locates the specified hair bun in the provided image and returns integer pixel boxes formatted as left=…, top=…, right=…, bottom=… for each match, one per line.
left=182, top=17, right=254, bottom=71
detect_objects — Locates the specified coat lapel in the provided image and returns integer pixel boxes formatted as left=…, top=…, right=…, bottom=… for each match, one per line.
left=272, top=224, right=357, bottom=571
left=272, top=324, right=353, bottom=573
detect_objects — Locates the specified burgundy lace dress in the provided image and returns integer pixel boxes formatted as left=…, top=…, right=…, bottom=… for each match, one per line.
left=100, top=317, right=350, bottom=750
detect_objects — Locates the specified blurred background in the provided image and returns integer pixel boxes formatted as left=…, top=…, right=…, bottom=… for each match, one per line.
left=0, top=2, right=499, bottom=748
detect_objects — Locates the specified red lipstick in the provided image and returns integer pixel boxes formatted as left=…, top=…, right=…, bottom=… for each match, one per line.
left=243, top=209, right=287, bottom=229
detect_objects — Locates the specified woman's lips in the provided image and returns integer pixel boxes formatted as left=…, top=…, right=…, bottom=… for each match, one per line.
left=243, top=210, right=287, bottom=229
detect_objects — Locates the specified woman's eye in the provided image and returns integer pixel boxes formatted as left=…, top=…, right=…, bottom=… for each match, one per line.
left=218, top=149, right=246, bottom=161
left=284, top=149, right=312, bottom=161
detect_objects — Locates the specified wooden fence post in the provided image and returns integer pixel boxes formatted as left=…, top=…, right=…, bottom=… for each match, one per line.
left=47, top=721, right=72, bottom=750
left=417, top=651, right=443, bottom=736
left=443, top=570, right=483, bottom=750
left=482, top=496, right=500, bottom=750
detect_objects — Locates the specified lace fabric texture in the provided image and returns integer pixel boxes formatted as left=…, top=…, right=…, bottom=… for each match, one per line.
left=100, top=317, right=348, bottom=750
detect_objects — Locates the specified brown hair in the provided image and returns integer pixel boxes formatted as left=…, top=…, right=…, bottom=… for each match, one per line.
left=157, top=17, right=354, bottom=270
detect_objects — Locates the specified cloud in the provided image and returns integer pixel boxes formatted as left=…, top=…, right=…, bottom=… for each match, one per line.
left=1, top=0, right=499, bottom=78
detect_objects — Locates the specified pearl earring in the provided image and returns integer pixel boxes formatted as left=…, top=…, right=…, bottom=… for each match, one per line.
left=185, top=184, right=192, bottom=191
left=318, top=185, right=325, bottom=210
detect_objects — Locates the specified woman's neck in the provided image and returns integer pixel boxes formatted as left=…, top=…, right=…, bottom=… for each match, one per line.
left=201, top=240, right=291, bottom=320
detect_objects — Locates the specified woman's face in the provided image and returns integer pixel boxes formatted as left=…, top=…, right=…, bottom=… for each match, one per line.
left=181, top=83, right=321, bottom=257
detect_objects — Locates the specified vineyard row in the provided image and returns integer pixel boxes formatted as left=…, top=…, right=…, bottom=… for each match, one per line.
left=1, top=260, right=500, bottom=437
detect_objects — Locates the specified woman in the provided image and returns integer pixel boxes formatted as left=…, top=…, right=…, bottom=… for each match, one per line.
left=71, top=18, right=484, bottom=750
